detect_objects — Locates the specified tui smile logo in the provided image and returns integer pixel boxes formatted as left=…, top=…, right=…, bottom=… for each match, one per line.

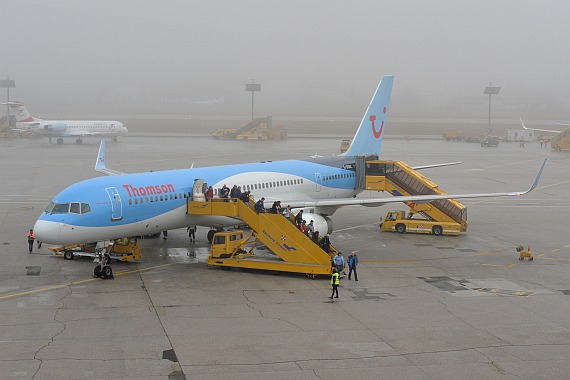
left=371, top=106, right=387, bottom=138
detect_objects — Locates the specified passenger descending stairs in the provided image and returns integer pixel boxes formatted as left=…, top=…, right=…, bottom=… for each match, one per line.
left=187, top=198, right=338, bottom=275
left=362, top=160, right=468, bottom=232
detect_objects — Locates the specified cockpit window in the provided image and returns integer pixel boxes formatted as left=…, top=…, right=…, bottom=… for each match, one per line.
left=70, top=202, right=81, bottom=214
left=51, top=203, right=70, bottom=214
left=81, top=203, right=91, bottom=214
left=45, top=202, right=55, bottom=214
left=47, top=202, right=91, bottom=215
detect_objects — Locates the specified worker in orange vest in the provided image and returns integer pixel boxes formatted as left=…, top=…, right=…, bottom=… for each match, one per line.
left=27, top=229, right=35, bottom=253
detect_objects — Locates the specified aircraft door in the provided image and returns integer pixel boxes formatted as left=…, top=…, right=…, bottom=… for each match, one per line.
left=105, top=187, right=123, bottom=221
left=314, top=173, right=322, bottom=192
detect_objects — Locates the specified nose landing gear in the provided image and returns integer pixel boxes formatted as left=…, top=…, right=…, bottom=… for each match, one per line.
left=93, top=248, right=114, bottom=279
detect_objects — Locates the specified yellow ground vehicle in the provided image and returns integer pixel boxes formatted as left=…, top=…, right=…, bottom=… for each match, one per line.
left=516, top=245, right=533, bottom=261
left=340, top=139, right=351, bottom=153
left=442, top=131, right=464, bottom=141
left=50, top=238, right=141, bottom=261
left=551, top=127, right=570, bottom=151
left=380, top=211, right=461, bottom=236
left=210, top=230, right=250, bottom=260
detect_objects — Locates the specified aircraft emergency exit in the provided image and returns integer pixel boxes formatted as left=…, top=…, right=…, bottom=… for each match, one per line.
left=33, top=76, right=546, bottom=245
left=3, top=101, right=127, bottom=144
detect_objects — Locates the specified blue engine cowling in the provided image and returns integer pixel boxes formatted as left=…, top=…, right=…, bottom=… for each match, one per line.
left=43, top=122, right=68, bottom=132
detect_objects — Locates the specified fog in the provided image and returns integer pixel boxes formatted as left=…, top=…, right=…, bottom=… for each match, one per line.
left=1, top=1, right=569, bottom=124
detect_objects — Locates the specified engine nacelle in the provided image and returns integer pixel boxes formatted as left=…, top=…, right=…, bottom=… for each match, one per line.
left=301, top=213, right=333, bottom=236
left=42, top=122, right=67, bottom=132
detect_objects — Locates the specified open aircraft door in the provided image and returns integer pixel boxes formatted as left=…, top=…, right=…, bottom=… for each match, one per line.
left=105, top=187, right=123, bottom=221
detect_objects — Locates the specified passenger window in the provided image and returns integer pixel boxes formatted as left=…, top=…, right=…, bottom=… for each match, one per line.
left=128, top=199, right=132, bottom=206
left=135, top=199, right=138, bottom=204
left=70, top=202, right=81, bottom=214
left=155, top=196, right=159, bottom=202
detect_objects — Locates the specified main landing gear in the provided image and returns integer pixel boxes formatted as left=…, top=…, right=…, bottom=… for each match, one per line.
left=93, top=248, right=114, bottom=279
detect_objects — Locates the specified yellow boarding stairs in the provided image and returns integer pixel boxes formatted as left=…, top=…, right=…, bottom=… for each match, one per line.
left=361, top=159, right=468, bottom=233
left=187, top=197, right=338, bottom=276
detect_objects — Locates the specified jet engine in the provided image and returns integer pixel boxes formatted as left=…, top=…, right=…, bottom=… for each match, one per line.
left=301, top=213, right=333, bottom=236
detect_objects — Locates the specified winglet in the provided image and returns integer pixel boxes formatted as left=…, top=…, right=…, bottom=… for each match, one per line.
left=520, top=117, right=529, bottom=130
left=95, top=139, right=123, bottom=175
left=519, top=158, right=547, bottom=195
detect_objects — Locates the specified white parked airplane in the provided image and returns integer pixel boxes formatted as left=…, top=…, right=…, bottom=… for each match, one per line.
left=3, top=101, right=127, bottom=144
left=33, top=76, right=546, bottom=246
left=520, top=117, right=567, bottom=133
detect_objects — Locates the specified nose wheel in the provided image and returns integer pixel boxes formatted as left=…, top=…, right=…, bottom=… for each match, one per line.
left=93, top=249, right=114, bottom=279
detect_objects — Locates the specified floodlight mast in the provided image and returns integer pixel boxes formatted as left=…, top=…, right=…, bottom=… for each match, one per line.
left=245, top=80, right=261, bottom=120
left=484, top=84, right=500, bottom=135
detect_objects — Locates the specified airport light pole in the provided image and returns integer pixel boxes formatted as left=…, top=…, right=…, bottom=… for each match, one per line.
left=484, top=84, right=500, bottom=135
left=245, top=80, right=261, bottom=120
left=1, top=78, right=16, bottom=124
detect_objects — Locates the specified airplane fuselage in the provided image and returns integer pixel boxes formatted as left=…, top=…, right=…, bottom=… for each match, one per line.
left=17, top=120, right=127, bottom=138
left=34, top=157, right=360, bottom=245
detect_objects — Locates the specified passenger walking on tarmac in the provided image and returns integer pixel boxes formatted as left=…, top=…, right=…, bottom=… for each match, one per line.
left=329, top=268, right=340, bottom=299
left=347, top=251, right=359, bottom=281
left=187, top=226, right=196, bottom=242
left=206, top=186, right=214, bottom=201
left=255, top=197, right=266, bottom=213
left=320, top=233, right=332, bottom=253
left=295, top=210, right=304, bottom=227
left=27, top=229, right=35, bottom=253
left=333, top=251, right=345, bottom=276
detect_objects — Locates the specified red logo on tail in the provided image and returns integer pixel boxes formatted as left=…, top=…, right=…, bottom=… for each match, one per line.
left=371, top=106, right=387, bottom=139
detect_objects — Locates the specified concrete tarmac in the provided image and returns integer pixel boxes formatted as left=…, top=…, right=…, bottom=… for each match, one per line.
left=0, top=135, right=569, bottom=379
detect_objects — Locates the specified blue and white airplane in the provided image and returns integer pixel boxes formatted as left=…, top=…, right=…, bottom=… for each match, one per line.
left=4, top=101, right=127, bottom=144
left=33, top=76, right=546, bottom=245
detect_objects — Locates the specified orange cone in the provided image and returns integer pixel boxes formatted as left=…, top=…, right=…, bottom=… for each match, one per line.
left=527, top=245, right=531, bottom=254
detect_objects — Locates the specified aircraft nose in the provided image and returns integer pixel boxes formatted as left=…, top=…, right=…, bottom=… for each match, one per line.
left=33, top=219, right=61, bottom=244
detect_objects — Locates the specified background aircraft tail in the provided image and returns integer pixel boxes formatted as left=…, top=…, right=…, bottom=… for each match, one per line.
left=3, top=101, right=36, bottom=122
left=343, top=75, right=394, bottom=157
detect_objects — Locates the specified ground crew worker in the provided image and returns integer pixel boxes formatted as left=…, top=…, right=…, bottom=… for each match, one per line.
left=187, top=226, right=196, bottom=242
left=329, top=268, right=340, bottom=299
left=27, top=229, right=35, bottom=253
left=347, top=251, right=358, bottom=281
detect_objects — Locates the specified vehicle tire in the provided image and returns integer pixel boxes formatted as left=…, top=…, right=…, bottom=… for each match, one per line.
left=94, top=266, right=102, bottom=277
left=432, top=225, right=443, bottom=236
left=530, top=257, right=533, bottom=261
left=102, top=265, right=113, bottom=279
left=76, top=138, right=82, bottom=145
left=519, top=257, right=523, bottom=261
left=63, top=250, right=74, bottom=260
left=395, top=224, right=406, bottom=234
left=207, top=229, right=216, bottom=242
left=57, top=138, right=64, bottom=144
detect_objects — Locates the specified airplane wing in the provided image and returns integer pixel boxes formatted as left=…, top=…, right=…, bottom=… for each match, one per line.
left=412, top=162, right=462, bottom=170
left=520, top=117, right=561, bottom=133
left=95, top=139, right=124, bottom=175
left=286, top=158, right=547, bottom=210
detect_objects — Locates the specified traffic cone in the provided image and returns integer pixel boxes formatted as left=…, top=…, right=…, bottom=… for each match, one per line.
left=527, top=245, right=531, bottom=254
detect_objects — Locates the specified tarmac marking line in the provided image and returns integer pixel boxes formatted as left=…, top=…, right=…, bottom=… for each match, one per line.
left=0, top=263, right=174, bottom=301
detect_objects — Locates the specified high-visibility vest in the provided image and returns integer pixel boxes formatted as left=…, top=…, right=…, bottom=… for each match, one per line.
left=331, top=272, right=340, bottom=285
left=27, top=232, right=35, bottom=240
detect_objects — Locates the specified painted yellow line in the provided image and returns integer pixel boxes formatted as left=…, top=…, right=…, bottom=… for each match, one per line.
left=335, top=223, right=378, bottom=232
left=0, top=263, right=174, bottom=301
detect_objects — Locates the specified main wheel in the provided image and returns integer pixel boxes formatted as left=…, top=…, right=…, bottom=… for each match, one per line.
left=75, top=138, right=83, bottom=145
left=57, top=138, right=64, bottom=144
left=207, top=229, right=216, bottom=242
left=395, top=224, right=406, bottom=234
left=63, top=250, right=74, bottom=260
left=432, top=225, right=443, bottom=236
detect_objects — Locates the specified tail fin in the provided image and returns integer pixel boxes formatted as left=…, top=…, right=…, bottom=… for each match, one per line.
left=343, top=75, right=394, bottom=156
left=2, top=101, right=36, bottom=122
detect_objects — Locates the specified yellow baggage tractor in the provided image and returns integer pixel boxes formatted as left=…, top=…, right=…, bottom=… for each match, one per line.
left=49, top=238, right=141, bottom=261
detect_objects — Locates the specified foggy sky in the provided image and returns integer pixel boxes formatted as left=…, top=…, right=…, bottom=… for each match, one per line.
left=1, top=1, right=569, bottom=120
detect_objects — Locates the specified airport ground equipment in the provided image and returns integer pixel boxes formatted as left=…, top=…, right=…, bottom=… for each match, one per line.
left=360, top=158, right=468, bottom=235
left=516, top=245, right=533, bottom=261
left=49, top=238, right=141, bottom=261
left=481, top=136, right=499, bottom=147
left=187, top=198, right=338, bottom=276
left=212, top=116, right=287, bottom=141
left=340, top=139, right=351, bottom=153
left=442, top=131, right=464, bottom=141
left=550, top=127, right=570, bottom=151
left=380, top=210, right=460, bottom=236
